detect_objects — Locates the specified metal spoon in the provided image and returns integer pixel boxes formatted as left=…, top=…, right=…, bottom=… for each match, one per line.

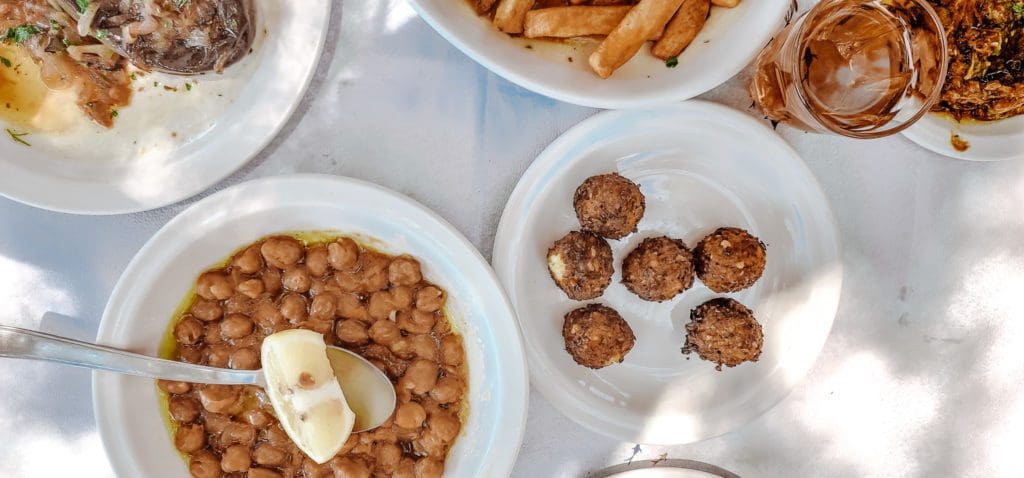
left=0, top=324, right=396, bottom=432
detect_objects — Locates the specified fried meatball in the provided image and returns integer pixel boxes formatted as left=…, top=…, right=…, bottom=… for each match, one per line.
left=694, top=227, right=767, bottom=293
left=573, top=173, right=645, bottom=240
left=683, top=298, right=763, bottom=370
left=621, top=236, right=695, bottom=302
left=562, top=304, right=635, bottom=369
left=547, top=231, right=614, bottom=301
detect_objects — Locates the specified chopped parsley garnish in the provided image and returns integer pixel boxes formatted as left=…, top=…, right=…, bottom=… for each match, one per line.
left=665, top=56, right=679, bottom=68
left=110, top=110, right=119, bottom=118
left=5, top=129, right=31, bottom=147
left=4, top=25, right=40, bottom=44
left=175, top=0, right=190, bottom=8
left=153, top=81, right=159, bottom=87
left=1014, top=3, right=1024, bottom=14
left=185, top=83, right=192, bottom=91
left=76, top=0, right=90, bottom=13
left=130, top=72, right=137, bottom=80
left=0, top=56, right=10, bottom=68
left=96, top=29, right=109, bottom=40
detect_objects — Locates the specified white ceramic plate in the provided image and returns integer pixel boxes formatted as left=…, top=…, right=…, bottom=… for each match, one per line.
left=406, top=0, right=792, bottom=109
left=903, top=112, right=1024, bottom=161
left=493, top=101, right=842, bottom=444
left=93, top=175, right=529, bottom=477
left=0, top=1, right=330, bottom=214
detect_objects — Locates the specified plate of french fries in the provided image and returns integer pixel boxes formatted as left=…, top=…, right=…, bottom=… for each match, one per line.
left=406, top=0, right=793, bottom=108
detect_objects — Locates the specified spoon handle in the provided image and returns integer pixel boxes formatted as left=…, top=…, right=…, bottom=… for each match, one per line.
left=0, top=325, right=260, bottom=385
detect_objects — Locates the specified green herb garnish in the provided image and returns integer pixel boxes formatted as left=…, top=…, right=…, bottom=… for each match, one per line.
left=96, top=29, right=109, bottom=40
left=1014, top=3, right=1023, bottom=14
left=6, top=129, right=31, bottom=147
left=76, top=0, right=90, bottom=13
left=4, top=25, right=40, bottom=44
left=0, top=56, right=10, bottom=68
left=185, top=83, right=192, bottom=91
left=153, top=81, right=159, bottom=87
left=110, top=110, right=119, bottom=118
left=130, top=72, right=137, bottom=80
left=175, top=0, right=190, bottom=8
left=665, top=56, right=679, bottom=68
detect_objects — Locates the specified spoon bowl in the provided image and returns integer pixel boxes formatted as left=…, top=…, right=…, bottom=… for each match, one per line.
left=0, top=324, right=396, bottom=433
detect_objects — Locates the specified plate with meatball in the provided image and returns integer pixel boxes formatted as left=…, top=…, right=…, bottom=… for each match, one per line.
left=493, top=101, right=842, bottom=444
left=94, top=174, right=528, bottom=477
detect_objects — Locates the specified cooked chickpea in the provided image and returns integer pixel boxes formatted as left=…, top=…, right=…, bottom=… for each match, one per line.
left=390, top=338, right=415, bottom=360
left=398, top=309, right=436, bottom=334
left=336, top=319, right=369, bottom=346
left=229, top=347, right=259, bottom=370
left=174, top=423, right=205, bottom=452
left=368, top=319, right=401, bottom=346
left=327, top=238, right=359, bottom=271
left=188, top=450, right=221, bottom=478
left=336, top=293, right=369, bottom=322
left=393, top=458, right=416, bottom=478
left=306, top=244, right=329, bottom=277
left=440, top=335, right=464, bottom=366
left=408, top=334, right=437, bottom=360
left=309, top=292, right=337, bottom=321
left=173, top=317, right=204, bottom=346
left=203, top=323, right=224, bottom=345
left=368, top=290, right=397, bottom=321
left=253, top=443, right=288, bottom=466
left=415, top=286, right=445, bottom=312
left=415, top=458, right=444, bottom=478
left=168, top=395, right=201, bottom=423
left=221, top=444, right=252, bottom=472
left=414, top=430, right=447, bottom=457
left=330, top=457, right=370, bottom=478
left=203, top=412, right=231, bottom=434
left=254, top=301, right=284, bottom=329
left=261, top=425, right=292, bottom=448
left=190, top=299, right=223, bottom=322
left=282, top=266, right=312, bottom=293
left=402, top=359, right=439, bottom=395
left=198, top=385, right=240, bottom=413
left=233, top=245, right=264, bottom=274
left=429, top=375, right=463, bottom=404
left=301, top=319, right=335, bottom=337
left=197, top=271, right=234, bottom=300
left=236, top=278, right=265, bottom=299
left=394, top=402, right=426, bottom=429
left=244, top=409, right=272, bottom=428
left=224, top=293, right=255, bottom=315
left=205, top=345, right=230, bottom=368
left=280, top=293, right=308, bottom=323
left=360, top=253, right=391, bottom=292
left=376, top=442, right=402, bottom=473
left=221, top=422, right=256, bottom=446
left=220, top=313, right=254, bottom=339
left=389, top=257, right=422, bottom=286
left=261, top=236, right=304, bottom=269
left=178, top=346, right=204, bottom=364
left=248, top=468, right=283, bottom=478
left=261, top=267, right=282, bottom=294
left=429, top=412, right=461, bottom=442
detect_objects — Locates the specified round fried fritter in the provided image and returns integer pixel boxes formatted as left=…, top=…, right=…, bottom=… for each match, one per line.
left=683, top=298, right=763, bottom=370
left=621, top=236, right=695, bottom=302
left=573, top=173, right=646, bottom=240
left=562, top=304, right=635, bottom=369
left=694, top=227, right=767, bottom=293
left=547, top=231, right=614, bottom=301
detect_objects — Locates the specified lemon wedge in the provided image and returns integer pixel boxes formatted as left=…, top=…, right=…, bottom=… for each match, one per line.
left=261, top=329, right=355, bottom=464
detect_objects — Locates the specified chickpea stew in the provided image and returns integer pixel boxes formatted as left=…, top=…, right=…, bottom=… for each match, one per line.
left=158, top=234, right=468, bottom=478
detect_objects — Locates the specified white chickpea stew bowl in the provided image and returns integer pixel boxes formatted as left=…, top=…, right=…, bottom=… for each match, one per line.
left=94, top=175, right=528, bottom=478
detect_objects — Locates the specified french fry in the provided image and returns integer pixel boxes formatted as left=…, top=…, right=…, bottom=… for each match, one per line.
left=588, top=0, right=685, bottom=78
left=650, top=0, right=710, bottom=59
left=525, top=7, right=669, bottom=40
left=712, top=0, right=740, bottom=7
left=494, top=0, right=537, bottom=34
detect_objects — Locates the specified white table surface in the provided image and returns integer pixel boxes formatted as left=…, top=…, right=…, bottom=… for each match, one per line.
left=3, top=1, right=1024, bottom=477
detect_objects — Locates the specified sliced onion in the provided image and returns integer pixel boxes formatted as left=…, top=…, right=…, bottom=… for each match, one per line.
left=77, top=2, right=100, bottom=37
left=122, top=24, right=134, bottom=44
left=67, top=44, right=118, bottom=64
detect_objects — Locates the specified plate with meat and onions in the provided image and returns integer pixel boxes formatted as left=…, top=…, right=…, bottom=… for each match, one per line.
left=405, top=0, right=794, bottom=108
left=0, top=0, right=330, bottom=214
